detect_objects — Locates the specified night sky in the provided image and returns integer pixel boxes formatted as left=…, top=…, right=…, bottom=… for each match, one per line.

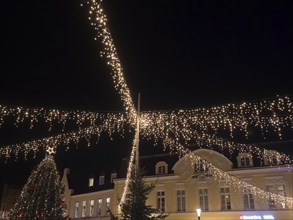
left=0, top=0, right=293, bottom=185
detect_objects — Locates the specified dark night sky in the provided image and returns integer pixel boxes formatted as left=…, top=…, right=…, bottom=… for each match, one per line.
left=0, top=0, right=293, bottom=185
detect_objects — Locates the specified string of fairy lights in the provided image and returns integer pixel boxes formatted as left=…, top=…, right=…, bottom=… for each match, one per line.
left=81, top=0, right=137, bottom=124
left=0, top=0, right=292, bottom=209
left=119, top=127, right=139, bottom=208
left=0, top=105, right=126, bottom=130
left=0, top=113, right=127, bottom=161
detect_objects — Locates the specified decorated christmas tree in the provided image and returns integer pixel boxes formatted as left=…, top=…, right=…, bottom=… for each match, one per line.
left=9, top=155, right=66, bottom=220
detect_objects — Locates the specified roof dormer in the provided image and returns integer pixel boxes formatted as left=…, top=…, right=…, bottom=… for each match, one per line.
left=237, top=153, right=253, bottom=168
left=155, top=161, right=168, bottom=175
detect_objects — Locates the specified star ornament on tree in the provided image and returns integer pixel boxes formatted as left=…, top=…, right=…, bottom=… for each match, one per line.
left=46, top=146, right=56, bottom=155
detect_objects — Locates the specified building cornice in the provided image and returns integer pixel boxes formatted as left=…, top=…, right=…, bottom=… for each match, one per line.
left=71, top=189, right=113, bottom=198
left=228, top=165, right=292, bottom=175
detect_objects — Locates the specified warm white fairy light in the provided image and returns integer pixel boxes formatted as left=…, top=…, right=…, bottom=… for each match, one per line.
left=140, top=96, right=293, bottom=140
left=81, top=0, right=137, bottom=123
left=139, top=96, right=293, bottom=165
left=119, top=127, right=139, bottom=207
left=0, top=113, right=127, bottom=161
left=0, top=104, right=129, bottom=130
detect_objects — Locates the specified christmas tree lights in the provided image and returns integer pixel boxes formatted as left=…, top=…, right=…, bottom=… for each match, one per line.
left=9, top=155, right=66, bottom=220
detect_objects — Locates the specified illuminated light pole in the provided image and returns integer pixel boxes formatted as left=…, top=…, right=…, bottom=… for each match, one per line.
left=196, top=208, right=201, bottom=220
left=135, top=93, right=141, bottom=172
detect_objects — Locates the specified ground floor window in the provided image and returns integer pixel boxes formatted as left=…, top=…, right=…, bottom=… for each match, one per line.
left=177, top=190, right=186, bottom=212
left=157, top=191, right=165, bottom=212
left=199, top=188, right=209, bottom=211
left=220, top=187, right=231, bottom=210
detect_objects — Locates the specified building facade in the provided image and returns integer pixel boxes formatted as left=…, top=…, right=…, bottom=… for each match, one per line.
left=63, top=149, right=293, bottom=220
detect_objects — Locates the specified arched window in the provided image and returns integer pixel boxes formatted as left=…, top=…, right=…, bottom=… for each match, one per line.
left=237, top=153, right=253, bottom=167
left=155, top=161, right=168, bottom=175
left=264, top=150, right=280, bottom=166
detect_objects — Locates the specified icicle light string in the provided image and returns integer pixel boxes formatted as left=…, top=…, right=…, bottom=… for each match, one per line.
left=140, top=95, right=293, bottom=140
left=81, top=0, right=137, bottom=123
left=139, top=118, right=293, bottom=165
left=0, top=114, right=127, bottom=161
left=161, top=137, right=293, bottom=208
left=0, top=105, right=129, bottom=131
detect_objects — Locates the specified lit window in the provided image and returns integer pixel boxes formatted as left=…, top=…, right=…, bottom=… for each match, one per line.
left=111, top=173, right=117, bottom=183
left=97, top=198, right=102, bottom=216
left=156, top=191, right=165, bottom=212
left=199, top=188, right=209, bottom=211
left=266, top=184, right=286, bottom=209
left=74, top=201, right=79, bottom=218
left=82, top=200, right=86, bottom=217
left=99, top=176, right=105, bottom=185
left=89, top=199, right=94, bottom=216
left=106, top=197, right=111, bottom=215
left=243, top=189, right=255, bottom=210
left=89, top=177, right=94, bottom=187
left=220, top=187, right=231, bottom=210
left=177, top=190, right=186, bottom=212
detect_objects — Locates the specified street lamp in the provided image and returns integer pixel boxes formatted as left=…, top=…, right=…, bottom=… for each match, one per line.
left=196, top=208, right=201, bottom=220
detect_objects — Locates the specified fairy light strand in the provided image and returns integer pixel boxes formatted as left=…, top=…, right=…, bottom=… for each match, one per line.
left=0, top=113, right=127, bottom=161
left=81, top=0, right=137, bottom=123
left=119, top=127, right=139, bottom=206
left=140, top=95, right=293, bottom=140
left=0, top=104, right=128, bottom=131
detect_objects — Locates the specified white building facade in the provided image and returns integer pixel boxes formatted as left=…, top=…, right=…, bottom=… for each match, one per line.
left=63, top=149, right=293, bottom=220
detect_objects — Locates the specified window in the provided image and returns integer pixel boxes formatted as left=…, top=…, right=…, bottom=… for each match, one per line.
left=266, top=184, right=286, bottom=209
left=82, top=200, right=86, bottom=217
left=241, top=157, right=250, bottom=167
left=89, top=177, right=94, bottom=187
left=220, top=187, right=231, bottom=210
left=195, top=159, right=209, bottom=173
left=177, top=190, right=186, bottom=212
left=268, top=155, right=278, bottom=165
left=106, top=197, right=111, bottom=214
left=99, top=175, right=105, bottom=185
left=243, top=189, right=255, bottom=210
left=155, top=162, right=168, bottom=175
left=199, top=188, right=209, bottom=211
left=156, top=191, right=165, bottom=212
left=264, top=151, right=280, bottom=166
left=237, top=153, right=253, bottom=167
left=111, top=173, right=117, bottom=183
left=89, top=199, right=94, bottom=216
left=158, top=165, right=166, bottom=174
left=74, top=201, right=79, bottom=218
left=97, top=198, right=102, bottom=216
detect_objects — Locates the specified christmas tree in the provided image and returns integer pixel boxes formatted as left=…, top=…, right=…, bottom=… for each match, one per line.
left=121, top=167, right=168, bottom=220
left=9, top=155, right=66, bottom=220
